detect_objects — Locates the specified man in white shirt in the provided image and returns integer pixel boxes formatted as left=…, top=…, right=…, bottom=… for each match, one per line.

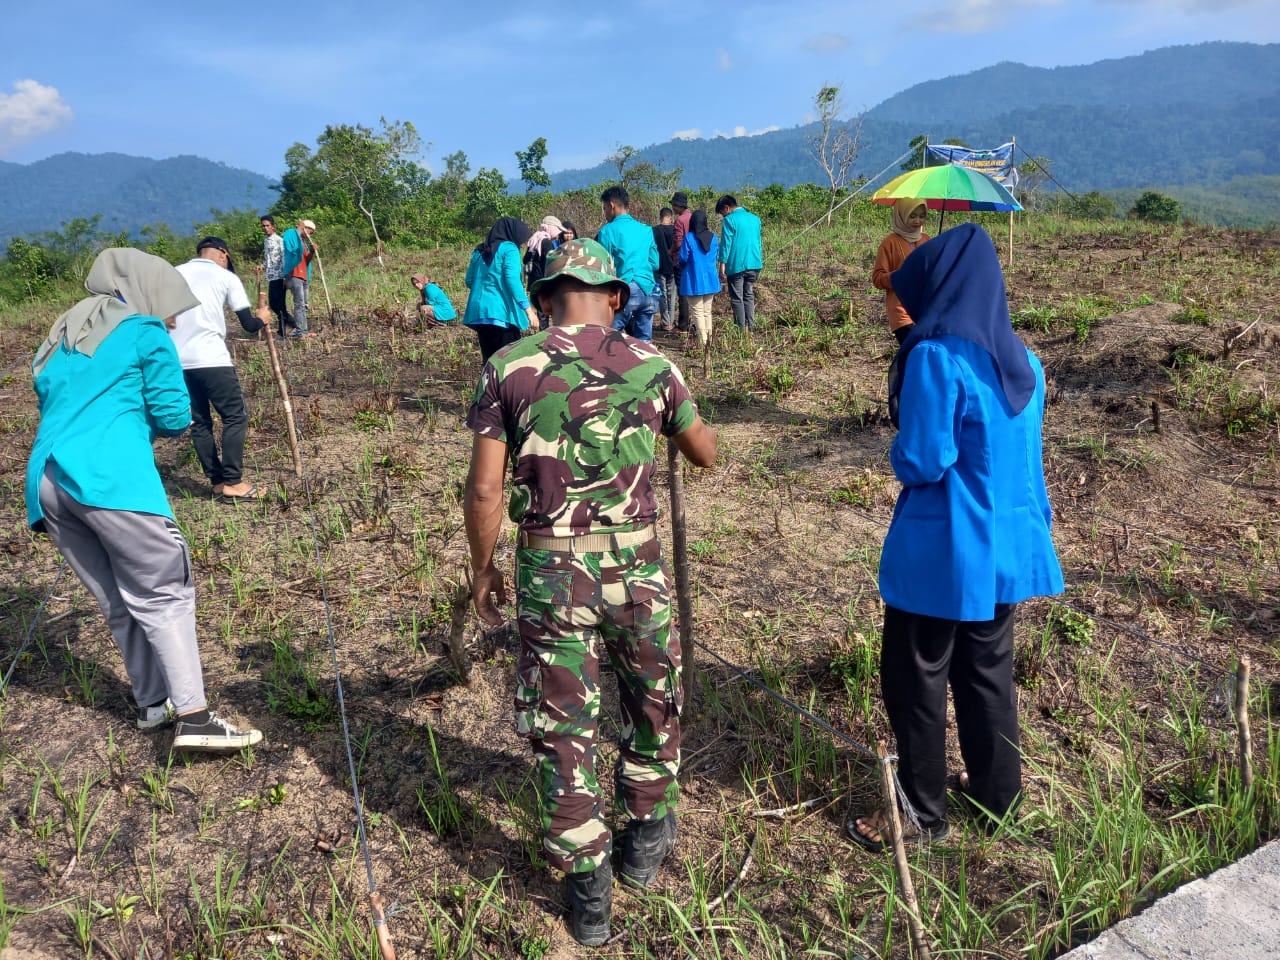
left=171, top=237, right=271, bottom=501
left=255, top=215, right=293, bottom=337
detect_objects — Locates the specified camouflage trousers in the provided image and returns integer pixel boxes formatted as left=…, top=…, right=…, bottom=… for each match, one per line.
left=514, top=537, right=682, bottom=874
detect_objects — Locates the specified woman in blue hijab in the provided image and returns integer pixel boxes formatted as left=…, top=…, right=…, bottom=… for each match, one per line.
left=849, top=223, right=1063, bottom=851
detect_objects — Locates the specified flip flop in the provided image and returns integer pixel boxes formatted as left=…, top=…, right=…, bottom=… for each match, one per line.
left=846, top=810, right=950, bottom=853
left=218, top=485, right=262, bottom=504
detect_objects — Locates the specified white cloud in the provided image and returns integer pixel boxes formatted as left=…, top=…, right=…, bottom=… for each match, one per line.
left=711, top=125, right=782, bottom=139
left=718, top=48, right=734, bottom=71
left=0, top=79, right=72, bottom=155
left=672, top=128, right=702, bottom=140
left=806, top=33, right=850, bottom=52
left=914, top=0, right=1060, bottom=34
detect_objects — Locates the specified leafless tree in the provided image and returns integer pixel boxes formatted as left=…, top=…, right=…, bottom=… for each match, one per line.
left=807, top=85, right=863, bottom=225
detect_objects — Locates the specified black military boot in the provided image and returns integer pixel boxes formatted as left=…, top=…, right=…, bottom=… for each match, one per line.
left=566, top=859, right=612, bottom=946
left=620, top=812, right=677, bottom=889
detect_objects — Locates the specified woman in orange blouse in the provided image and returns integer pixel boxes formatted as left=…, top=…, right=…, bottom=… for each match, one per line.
left=873, top=198, right=931, bottom=344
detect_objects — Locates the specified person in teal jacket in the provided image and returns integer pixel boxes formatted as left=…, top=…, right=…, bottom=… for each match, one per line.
left=596, top=186, right=660, bottom=342
left=463, top=217, right=538, bottom=362
left=410, top=273, right=458, bottom=327
left=714, top=195, right=763, bottom=331
left=25, top=248, right=264, bottom=754
left=848, top=223, right=1063, bottom=852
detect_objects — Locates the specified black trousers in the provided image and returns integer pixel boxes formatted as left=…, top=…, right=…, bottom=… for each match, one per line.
left=268, top=278, right=293, bottom=333
left=674, top=265, right=689, bottom=330
left=184, top=367, right=248, bottom=486
left=880, top=603, right=1021, bottom=829
left=474, top=325, right=521, bottom=364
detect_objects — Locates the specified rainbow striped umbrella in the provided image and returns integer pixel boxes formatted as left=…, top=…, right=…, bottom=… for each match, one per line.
left=872, top=164, right=1022, bottom=212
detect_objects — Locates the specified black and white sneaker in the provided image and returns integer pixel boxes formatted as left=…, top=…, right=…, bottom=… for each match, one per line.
left=137, top=699, right=174, bottom=731
left=172, top=712, right=263, bottom=753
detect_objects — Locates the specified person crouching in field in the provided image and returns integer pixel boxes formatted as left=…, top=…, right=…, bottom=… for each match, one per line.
left=410, top=273, right=457, bottom=329
left=874, top=198, right=931, bottom=345
left=847, top=224, right=1062, bottom=852
left=25, top=248, right=264, bottom=753
left=463, top=239, right=716, bottom=945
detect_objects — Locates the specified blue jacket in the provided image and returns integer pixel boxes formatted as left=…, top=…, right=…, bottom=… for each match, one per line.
left=462, top=243, right=530, bottom=329
left=718, top=207, right=763, bottom=275
left=677, top=233, right=721, bottom=296
left=282, top=228, right=312, bottom=280
left=597, top=214, right=659, bottom=293
left=26, top=315, right=191, bottom=528
left=423, top=282, right=457, bottom=322
left=879, top=336, right=1063, bottom=621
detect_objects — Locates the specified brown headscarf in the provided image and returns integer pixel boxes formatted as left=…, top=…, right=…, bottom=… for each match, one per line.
left=891, top=197, right=928, bottom=243
left=33, top=248, right=198, bottom=377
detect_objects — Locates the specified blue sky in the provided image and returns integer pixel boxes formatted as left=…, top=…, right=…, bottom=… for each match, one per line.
left=2, top=0, right=1275, bottom=181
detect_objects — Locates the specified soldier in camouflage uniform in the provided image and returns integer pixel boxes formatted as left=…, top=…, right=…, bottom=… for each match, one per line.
left=463, top=239, right=717, bottom=946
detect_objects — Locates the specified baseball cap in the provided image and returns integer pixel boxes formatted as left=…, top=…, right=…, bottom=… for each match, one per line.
left=670, top=191, right=689, bottom=207
left=531, top=238, right=630, bottom=307
left=196, top=236, right=235, bottom=273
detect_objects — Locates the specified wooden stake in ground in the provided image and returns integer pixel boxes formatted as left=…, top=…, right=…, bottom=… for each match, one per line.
left=258, top=289, right=304, bottom=478
left=1235, top=654, right=1253, bottom=790
left=876, top=741, right=933, bottom=960
left=667, top=441, right=695, bottom=695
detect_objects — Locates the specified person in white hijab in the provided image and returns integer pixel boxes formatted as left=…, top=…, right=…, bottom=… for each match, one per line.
left=25, top=248, right=264, bottom=754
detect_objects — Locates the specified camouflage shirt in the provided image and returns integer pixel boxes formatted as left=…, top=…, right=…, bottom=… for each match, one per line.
left=465, top=323, right=698, bottom=537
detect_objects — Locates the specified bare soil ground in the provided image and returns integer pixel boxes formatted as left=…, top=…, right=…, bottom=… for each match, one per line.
left=0, top=221, right=1277, bottom=959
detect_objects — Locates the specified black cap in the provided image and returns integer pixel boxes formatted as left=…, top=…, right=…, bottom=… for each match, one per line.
left=196, top=236, right=235, bottom=273
left=670, top=191, right=689, bottom=207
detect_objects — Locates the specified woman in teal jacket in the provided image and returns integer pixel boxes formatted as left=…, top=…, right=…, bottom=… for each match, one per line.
left=26, top=248, right=263, bottom=754
left=463, top=217, right=538, bottom=362
left=849, top=224, right=1063, bottom=851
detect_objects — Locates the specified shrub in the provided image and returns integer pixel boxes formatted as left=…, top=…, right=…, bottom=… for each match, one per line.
left=1130, top=191, right=1181, bottom=223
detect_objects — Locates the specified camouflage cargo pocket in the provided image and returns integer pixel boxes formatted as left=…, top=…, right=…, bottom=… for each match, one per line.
left=514, top=646, right=545, bottom=739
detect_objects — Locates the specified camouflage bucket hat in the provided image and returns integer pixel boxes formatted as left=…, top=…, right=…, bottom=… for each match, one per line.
left=531, top=238, right=630, bottom=306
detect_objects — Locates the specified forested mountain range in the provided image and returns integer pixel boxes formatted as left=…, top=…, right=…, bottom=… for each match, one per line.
left=0, top=153, right=276, bottom=245
left=548, top=42, right=1280, bottom=213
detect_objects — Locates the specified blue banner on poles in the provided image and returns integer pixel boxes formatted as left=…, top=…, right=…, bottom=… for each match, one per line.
left=925, top=142, right=1019, bottom=187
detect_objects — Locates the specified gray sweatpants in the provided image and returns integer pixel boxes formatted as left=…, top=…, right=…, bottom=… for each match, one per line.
left=284, top=276, right=309, bottom=333
left=38, top=466, right=207, bottom=714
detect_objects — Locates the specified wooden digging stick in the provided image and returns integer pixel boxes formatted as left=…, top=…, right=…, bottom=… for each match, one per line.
left=667, top=442, right=695, bottom=696
left=258, top=288, right=304, bottom=478
left=877, top=742, right=933, bottom=960
left=310, top=241, right=335, bottom=320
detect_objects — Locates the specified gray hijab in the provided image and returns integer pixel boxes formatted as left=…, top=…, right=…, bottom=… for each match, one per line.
left=33, top=248, right=199, bottom=377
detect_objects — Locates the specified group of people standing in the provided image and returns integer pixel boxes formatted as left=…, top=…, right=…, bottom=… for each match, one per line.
left=20, top=179, right=1063, bottom=948
left=440, top=187, right=764, bottom=361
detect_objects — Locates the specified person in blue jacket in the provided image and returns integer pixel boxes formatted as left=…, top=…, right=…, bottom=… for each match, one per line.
left=463, top=217, right=538, bottom=362
left=25, top=248, right=264, bottom=754
left=676, top=209, right=721, bottom=346
left=848, top=223, right=1063, bottom=851
left=410, top=273, right=458, bottom=328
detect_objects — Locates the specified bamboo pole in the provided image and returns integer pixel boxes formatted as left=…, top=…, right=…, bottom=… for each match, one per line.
left=258, top=288, right=304, bottom=478
left=876, top=742, right=933, bottom=960
left=1235, top=655, right=1253, bottom=790
left=667, top=442, right=695, bottom=695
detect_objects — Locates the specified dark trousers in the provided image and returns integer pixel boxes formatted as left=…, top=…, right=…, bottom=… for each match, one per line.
left=893, top=324, right=913, bottom=346
left=880, top=603, right=1021, bottom=829
left=474, top=324, right=522, bottom=364
left=268, top=278, right=293, bottom=334
left=727, top=269, right=759, bottom=330
left=184, top=367, right=248, bottom=486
